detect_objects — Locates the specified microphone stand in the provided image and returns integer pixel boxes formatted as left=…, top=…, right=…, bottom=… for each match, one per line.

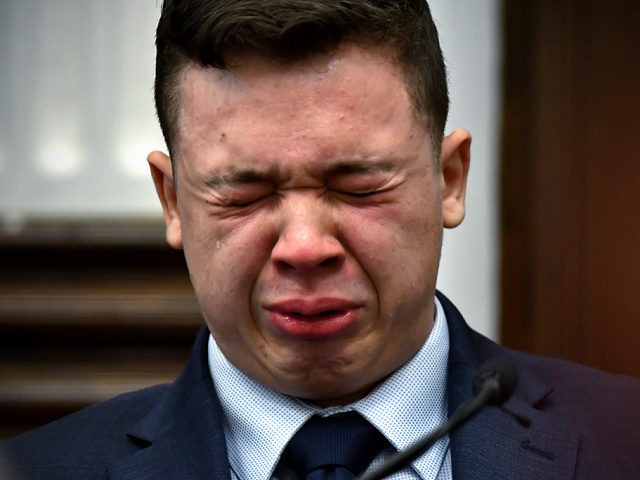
left=356, top=378, right=500, bottom=480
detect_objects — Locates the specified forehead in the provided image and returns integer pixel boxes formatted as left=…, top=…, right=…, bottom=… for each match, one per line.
left=173, top=44, right=427, bottom=167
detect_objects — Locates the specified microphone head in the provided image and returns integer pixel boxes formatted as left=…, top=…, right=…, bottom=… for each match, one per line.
left=472, top=358, right=518, bottom=405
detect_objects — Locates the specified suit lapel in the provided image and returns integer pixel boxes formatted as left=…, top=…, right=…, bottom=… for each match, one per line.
left=108, top=327, right=231, bottom=480
left=439, top=292, right=579, bottom=480
left=108, top=294, right=581, bottom=479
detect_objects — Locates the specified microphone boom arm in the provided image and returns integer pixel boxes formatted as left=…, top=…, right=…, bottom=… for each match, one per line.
left=356, top=378, right=500, bottom=480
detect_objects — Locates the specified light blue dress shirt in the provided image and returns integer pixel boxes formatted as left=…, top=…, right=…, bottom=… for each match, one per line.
left=208, top=297, right=452, bottom=480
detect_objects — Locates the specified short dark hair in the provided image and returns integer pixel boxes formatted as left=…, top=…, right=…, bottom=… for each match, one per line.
left=154, top=0, right=449, bottom=159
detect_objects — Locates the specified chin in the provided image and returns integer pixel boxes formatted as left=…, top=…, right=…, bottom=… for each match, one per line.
left=282, top=375, right=376, bottom=407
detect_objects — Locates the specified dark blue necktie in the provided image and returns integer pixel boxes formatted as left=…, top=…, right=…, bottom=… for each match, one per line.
left=282, top=411, right=389, bottom=480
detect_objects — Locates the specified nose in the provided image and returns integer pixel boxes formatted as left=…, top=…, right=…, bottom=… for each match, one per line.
left=271, top=193, right=345, bottom=273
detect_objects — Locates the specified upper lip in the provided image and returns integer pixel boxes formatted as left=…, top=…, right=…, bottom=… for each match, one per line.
left=264, top=298, right=361, bottom=316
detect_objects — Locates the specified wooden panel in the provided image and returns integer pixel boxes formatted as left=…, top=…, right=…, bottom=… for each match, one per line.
left=501, top=0, right=640, bottom=377
left=0, top=219, right=202, bottom=438
left=579, top=2, right=640, bottom=375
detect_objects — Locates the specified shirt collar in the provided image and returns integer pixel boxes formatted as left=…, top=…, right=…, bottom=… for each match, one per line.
left=208, top=297, right=449, bottom=480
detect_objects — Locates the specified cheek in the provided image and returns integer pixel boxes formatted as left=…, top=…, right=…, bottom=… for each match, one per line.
left=339, top=199, right=442, bottom=318
left=180, top=208, right=276, bottom=316
left=341, top=196, right=441, bottom=266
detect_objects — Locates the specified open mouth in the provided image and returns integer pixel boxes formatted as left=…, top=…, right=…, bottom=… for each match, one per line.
left=287, top=309, right=345, bottom=320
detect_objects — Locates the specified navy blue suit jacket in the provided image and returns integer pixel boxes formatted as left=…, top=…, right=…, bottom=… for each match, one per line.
left=3, top=293, right=640, bottom=479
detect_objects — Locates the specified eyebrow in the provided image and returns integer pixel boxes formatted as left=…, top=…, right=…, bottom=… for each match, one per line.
left=204, top=159, right=397, bottom=189
left=204, top=169, right=270, bottom=189
left=326, top=159, right=396, bottom=176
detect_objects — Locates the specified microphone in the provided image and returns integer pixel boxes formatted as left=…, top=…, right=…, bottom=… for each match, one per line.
left=472, top=358, right=518, bottom=405
left=357, top=358, right=519, bottom=480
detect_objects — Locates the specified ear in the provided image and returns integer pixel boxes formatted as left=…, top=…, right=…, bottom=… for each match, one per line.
left=440, top=129, right=471, bottom=228
left=148, top=150, right=183, bottom=249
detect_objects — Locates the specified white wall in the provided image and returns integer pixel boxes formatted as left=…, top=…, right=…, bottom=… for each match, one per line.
left=430, top=0, right=501, bottom=339
left=0, top=0, right=164, bottom=218
left=0, top=0, right=501, bottom=338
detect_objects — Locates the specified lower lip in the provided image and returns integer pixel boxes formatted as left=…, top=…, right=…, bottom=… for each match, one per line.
left=267, top=308, right=360, bottom=340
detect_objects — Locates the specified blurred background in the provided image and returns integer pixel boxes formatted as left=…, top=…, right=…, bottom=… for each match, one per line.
left=1, top=0, right=639, bottom=438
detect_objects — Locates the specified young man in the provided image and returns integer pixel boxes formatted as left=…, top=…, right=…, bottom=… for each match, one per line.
left=3, top=1, right=639, bottom=479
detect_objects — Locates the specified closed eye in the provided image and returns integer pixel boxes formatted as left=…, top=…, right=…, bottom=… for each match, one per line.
left=224, top=192, right=273, bottom=208
left=332, top=187, right=394, bottom=206
left=327, top=161, right=397, bottom=201
left=205, top=168, right=275, bottom=208
left=340, top=190, right=380, bottom=197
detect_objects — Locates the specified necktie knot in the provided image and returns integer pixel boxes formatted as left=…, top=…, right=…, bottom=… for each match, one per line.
left=283, top=412, right=388, bottom=479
